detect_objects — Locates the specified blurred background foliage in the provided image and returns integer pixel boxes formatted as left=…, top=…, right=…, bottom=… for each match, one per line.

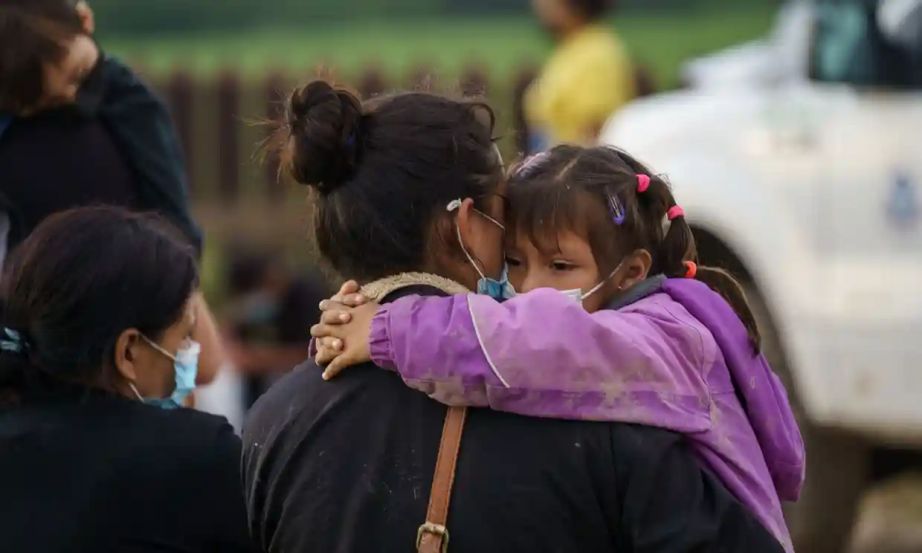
left=99, top=0, right=779, bottom=88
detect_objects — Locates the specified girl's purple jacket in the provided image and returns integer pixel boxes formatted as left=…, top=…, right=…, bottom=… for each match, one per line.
left=368, top=279, right=804, bottom=552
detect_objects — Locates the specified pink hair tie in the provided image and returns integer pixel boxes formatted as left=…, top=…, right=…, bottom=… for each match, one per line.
left=667, top=205, right=685, bottom=220
left=636, top=174, right=651, bottom=193
left=684, top=261, right=698, bottom=279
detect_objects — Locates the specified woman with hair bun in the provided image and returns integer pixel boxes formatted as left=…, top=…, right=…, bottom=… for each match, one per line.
left=241, top=80, right=784, bottom=553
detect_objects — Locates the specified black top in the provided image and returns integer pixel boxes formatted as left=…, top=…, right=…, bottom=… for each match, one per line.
left=242, top=285, right=784, bottom=553
left=0, top=55, right=202, bottom=255
left=0, top=106, right=139, bottom=253
left=0, top=388, right=254, bottom=553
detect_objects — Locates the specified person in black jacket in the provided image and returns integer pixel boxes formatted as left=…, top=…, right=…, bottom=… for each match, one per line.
left=0, top=0, right=224, bottom=384
left=0, top=206, right=254, bottom=553
left=241, top=81, right=785, bottom=553
left=0, top=0, right=201, bottom=253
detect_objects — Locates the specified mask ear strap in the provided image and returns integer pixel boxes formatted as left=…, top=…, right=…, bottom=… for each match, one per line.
left=582, top=259, right=627, bottom=300
left=128, top=382, right=144, bottom=402
left=140, top=334, right=177, bottom=362
left=476, top=210, right=505, bottom=231
left=447, top=199, right=488, bottom=280
left=454, top=224, right=488, bottom=281
left=447, top=198, right=504, bottom=231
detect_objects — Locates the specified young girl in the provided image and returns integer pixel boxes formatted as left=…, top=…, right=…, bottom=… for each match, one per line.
left=313, top=145, right=804, bottom=552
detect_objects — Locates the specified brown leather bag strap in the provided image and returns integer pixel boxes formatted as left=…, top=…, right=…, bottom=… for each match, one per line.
left=416, top=406, right=467, bottom=553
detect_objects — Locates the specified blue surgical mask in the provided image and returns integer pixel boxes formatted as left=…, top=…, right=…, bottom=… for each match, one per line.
left=477, top=263, right=516, bottom=301
left=447, top=199, right=515, bottom=301
left=130, top=336, right=201, bottom=410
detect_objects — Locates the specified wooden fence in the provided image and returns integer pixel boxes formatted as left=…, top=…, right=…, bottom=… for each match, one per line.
left=153, top=66, right=536, bottom=207
left=146, top=62, right=657, bottom=243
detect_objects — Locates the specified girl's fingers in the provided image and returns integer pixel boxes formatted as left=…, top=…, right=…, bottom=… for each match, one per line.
left=316, top=336, right=343, bottom=351
left=322, top=355, right=351, bottom=381
left=318, top=299, right=348, bottom=312
left=338, top=293, right=367, bottom=308
left=338, top=280, right=360, bottom=296
left=314, top=349, right=328, bottom=365
left=315, top=346, right=338, bottom=366
left=320, top=309, right=352, bottom=325
left=309, top=323, right=345, bottom=349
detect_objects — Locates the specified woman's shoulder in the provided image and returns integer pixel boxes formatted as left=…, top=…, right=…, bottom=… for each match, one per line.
left=130, top=402, right=236, bottom=446
left=114, top=403, right=241, bottom=483
left=71, top=395, right=240, bottom=461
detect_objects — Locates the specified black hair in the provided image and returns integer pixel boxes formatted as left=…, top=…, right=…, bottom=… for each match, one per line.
left=0, top=206, right=198, bottom=404
left=275, top=80, right=503, bottom=282
left=508, top=145, right=761, bottom=349
left=0, top=0, right=85, bottom=113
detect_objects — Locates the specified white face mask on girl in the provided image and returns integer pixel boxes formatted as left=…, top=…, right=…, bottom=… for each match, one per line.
left=559, top=260, right=625, bottom=305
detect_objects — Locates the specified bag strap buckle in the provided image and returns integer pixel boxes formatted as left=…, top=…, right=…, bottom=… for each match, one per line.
left=417, top=522, right=450, bottom=553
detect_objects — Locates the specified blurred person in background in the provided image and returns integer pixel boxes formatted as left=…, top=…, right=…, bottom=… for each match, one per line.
left=525, top=0, right=635, bottom=151
left=0, top=207, right=254, bottom=553
left=0, top=0, right=224, bottom=384
left=224, top=248, right=328, bottom=409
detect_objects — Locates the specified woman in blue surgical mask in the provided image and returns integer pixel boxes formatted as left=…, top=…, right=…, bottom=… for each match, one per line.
left=0, top=206, right=254, bottom=553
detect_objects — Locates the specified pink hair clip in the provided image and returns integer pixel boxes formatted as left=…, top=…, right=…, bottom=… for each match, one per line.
left=667, top=205, right=685, bottom=221
left=636, top=174, right=651, bottom=193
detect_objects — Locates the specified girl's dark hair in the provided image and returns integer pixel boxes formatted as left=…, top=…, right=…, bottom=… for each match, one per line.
left=276, top=80, right=503, bottom=281
left=0, top=0, right=84, bottom=113
left=0, top=206, right=198, bottom=404
left=508, top=145, right=761, bottom=350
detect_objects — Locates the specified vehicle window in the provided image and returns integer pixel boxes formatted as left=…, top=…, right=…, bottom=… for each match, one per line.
left=811, top=0, right=921, bottom=88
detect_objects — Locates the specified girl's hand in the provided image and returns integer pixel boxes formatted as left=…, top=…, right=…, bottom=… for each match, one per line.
left=311, top=280, right=378, bottom=380
left=326, top=280, right=367, bottom=308
left=311, top=302, right=378, bottom=380
left=312, top=279, right=367, bottom=363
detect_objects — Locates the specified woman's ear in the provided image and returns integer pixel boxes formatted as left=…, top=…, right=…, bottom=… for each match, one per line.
left=113, top=328, right=141, bottom=384
left=617, top=249, right=653, bottom=290
left=453, top=197, right=478, bottom=250
left=75, top=1, right=96, bottom=35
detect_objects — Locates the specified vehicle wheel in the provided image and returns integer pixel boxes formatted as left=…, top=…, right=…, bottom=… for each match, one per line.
left=745, top=284, right=869, bottom=553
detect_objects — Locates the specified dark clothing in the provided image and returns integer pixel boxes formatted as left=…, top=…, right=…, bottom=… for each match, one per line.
left=0, top=387, right=254, bottom=553
left=94, top=56, right=202, bottom=252
left=242, top=285, right=784, bottom=553
left=0, top=107, right=139, bottom=252
left=0, top=55, right=202, bottom=255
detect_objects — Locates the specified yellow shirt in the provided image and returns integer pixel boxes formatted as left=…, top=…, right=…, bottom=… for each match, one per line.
left=525, top=25, right=635, bottom=147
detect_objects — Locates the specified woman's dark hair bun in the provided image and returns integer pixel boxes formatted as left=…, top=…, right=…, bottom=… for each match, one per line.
left=286, top=80, right=363, bottom=193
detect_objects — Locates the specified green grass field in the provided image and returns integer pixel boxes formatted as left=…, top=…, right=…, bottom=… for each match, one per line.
left=104, top=7, right=776, bottom=89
